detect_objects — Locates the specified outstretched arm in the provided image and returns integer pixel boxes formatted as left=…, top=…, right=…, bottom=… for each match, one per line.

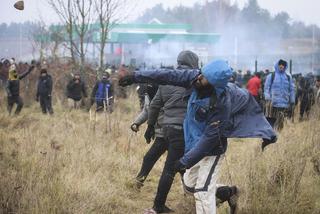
left=19, top=65, right=35, bottom=80
left=120, top=68, right=200, bottom=88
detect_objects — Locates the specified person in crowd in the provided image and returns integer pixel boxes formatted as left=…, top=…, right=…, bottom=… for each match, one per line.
left=143, top=51, right=196, bottom=213
left=91, top=72, right=114, bottom=112
left=247, top=72, right=262, bottom=104
left=130, top=83, right=162, bottom=189
left=297, top=75, right=315, bottom=121
left=314, top=76, right=320, bottom=106
left=229, top=71, right=241, bottom=87
left=264, top=59, right=295, bottom=130
left=6, top=59, right=35, bottom=115
left=119, top=58, right=276, bottom=214
left=235, top=70, right=243, bottom=87
left=243, top=70, right=252, bottom=86
left=36, top=68, right=53, bottom=115
left=66, top=73, right=87, bottom=109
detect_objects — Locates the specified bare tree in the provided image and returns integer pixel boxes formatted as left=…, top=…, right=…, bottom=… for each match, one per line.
left=47, top=0, right=77, bottom=65
left=72, top=0, right=93, bottom=68
left=93, top=0, right=128, bottom=69
left=49, top=26, right=64, bottom=61
left=30, top=20, right=50, bottom=62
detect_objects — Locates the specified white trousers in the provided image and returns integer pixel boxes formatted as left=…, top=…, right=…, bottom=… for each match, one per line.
left=183, top=155, right=223, bottom=214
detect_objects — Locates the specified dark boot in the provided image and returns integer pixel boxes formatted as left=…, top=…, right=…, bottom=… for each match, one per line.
left=152, top=205, right=174, bottom=213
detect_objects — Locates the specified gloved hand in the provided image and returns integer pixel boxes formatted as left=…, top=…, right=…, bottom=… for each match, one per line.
left=174, top=160, right=187, bottom=175
left=131, top=123, right=139, bottom=132
left=144, top=125, right=155, bottom=144
left=119, top=74, right=135, bottom=87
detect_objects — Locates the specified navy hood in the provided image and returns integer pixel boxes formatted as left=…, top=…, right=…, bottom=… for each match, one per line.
left=201, top=60, right=233, bottom=95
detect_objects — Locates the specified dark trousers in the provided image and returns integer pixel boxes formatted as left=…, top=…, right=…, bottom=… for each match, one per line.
left=7, top=96, right=23, bottom=115
left=40, top=95, right=53, bottom=114
left=154, top=127, right=185, bottom=209
left=271, top=107, right=290, bottom=130
left=300, top=97, right=311, bottom=118
left=136, top=137, right=167, bottom=182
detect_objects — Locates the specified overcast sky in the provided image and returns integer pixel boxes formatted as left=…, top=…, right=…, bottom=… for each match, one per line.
left=1, top=0, right=319, bottom=26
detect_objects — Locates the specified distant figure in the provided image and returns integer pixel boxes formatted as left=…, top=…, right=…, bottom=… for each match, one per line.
left=6, top=59, right=35, bottom=115
left=315, top=76, right=320, bottom=106
left=91, top=72, right=114, bottom=112
left=66, top=73, right=87, bottom=109
left=229, top=71, right=241, bottom=87
left=297, top=76, right=315, bottom=121
left=36, top=69, right=53, bottom=115
left=247, top=72, right=262, bottom=104
left=264, top=59, right=295, bottom=130
left=235, top=70, right=243, bottom=87
left=243, top=70, right=252, bottom=86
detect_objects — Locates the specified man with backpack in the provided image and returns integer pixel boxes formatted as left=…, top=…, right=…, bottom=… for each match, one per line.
left=119, top=59, right=276, bottom=214
left=91, top=72, right=114, bottom=112
left=264, top=59, right=295, bottom=130
left=36, top=68, right=54, bottom=115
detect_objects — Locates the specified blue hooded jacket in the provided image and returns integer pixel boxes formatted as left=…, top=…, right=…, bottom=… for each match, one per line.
left=264, top=61, right=295, bottom=108
left=134, top=60, right=276, bottom=168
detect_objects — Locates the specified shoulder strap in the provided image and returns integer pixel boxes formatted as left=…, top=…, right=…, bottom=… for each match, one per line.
left=271, top=73, right=275, bottom=87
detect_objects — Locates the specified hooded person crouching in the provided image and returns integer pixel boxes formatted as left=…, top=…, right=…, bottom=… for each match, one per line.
left=36, top=68, right=53, bottom=114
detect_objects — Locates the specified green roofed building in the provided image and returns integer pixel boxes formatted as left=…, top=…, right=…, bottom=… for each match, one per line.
left=51, top=19, right=221, bottom=66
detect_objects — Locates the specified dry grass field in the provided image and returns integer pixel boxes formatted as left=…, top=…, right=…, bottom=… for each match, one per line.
left=0, top=93, right=320, bottom=214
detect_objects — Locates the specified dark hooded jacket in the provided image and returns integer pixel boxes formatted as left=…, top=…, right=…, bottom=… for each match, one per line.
left=147, top=51, right=199, bottom=127
left=37, top=74, right=53, bottom=97
left=67, top=78, right=87, bottom=101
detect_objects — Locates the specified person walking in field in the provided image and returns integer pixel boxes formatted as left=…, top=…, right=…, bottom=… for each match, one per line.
left=264, top=59, right=295, bottom=130
left=130, top=83, right=163, bottom=189
left=119, top=58, right=276, bottom=214
left=66, top=73, right=88, bottom=109
left=36, top=68, right=53, bottom=115
left=91, top=72, right=114, bottom=112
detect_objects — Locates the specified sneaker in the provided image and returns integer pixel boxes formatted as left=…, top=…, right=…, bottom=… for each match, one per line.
left=152, top=205, right=174, bottom=213
left=227, top=186, right=239, bottom=214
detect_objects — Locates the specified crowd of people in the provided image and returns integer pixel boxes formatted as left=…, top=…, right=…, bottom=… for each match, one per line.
left=1, top=54, right=320, bottom=214
left=0, top=58, right=116, bottom=115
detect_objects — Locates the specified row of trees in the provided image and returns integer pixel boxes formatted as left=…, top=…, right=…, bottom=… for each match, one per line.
left=137, top=0, right=320, bottom=41
left=1, top=0, right=129, bottom=71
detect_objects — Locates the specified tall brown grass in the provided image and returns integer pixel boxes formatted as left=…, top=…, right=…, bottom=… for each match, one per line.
left=0, top=95, right=319, bottom=214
